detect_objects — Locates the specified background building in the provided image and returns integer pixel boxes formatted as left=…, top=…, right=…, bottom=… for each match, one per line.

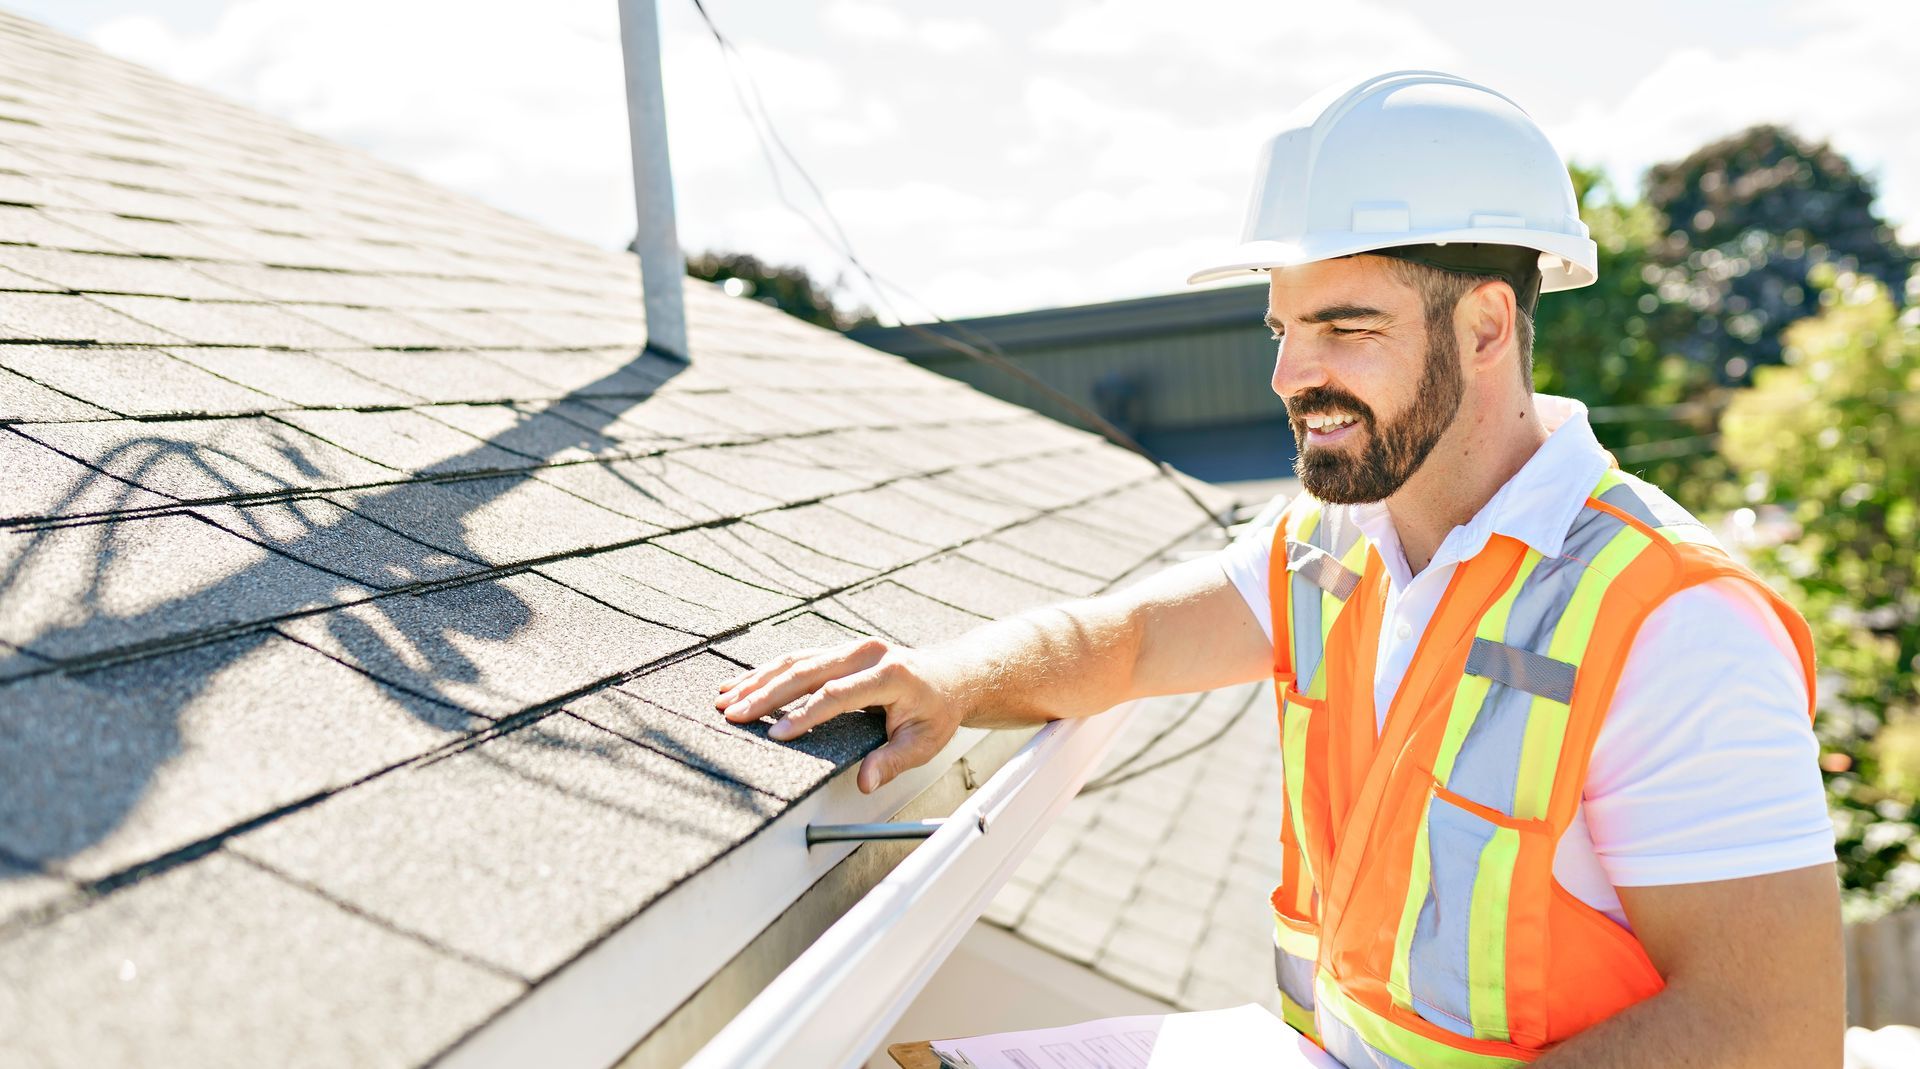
left=851, top=285, right=1297, bottom=487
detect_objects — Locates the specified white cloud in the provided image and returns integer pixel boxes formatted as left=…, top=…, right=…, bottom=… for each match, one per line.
left=93, top=2, right=633, bottom=246
left=87, top=0, right=893, bottom=252
left=823, top=1, right=993, bottom=53
left=1545, top=4, right=1920, bottom=238
left=1038, top=0, right=1459, bottom=84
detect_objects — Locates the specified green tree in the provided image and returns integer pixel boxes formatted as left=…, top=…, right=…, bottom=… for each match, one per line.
left=684, top=250, right=877, bottom=331
left=1533, top=165, right=1721, bottom=506
left=1721, top=270, right=1920, bottom=914
left=1645, top=125, right=1915, bottom=384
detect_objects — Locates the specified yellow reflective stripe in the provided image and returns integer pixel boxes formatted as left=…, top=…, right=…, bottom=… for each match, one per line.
left=1432, top=675, right=1493, bottom=786
left=1432, top=551, right=1540, bottom=784
left=1590, top=467, right=1630, bottom=497
left=1279, top=993, right=1318, bottom=1039
left=1546, top=527, right=1650, bottom=659
left=1479, top=550, right=1540, bottom=640
left=1468, top=827, right=1521, bottom=1042
left=1303, top=662, right=1329, bottom=702
left=1316, top=975, right=1527, bottom=1069
left=1273, top=912, right=1319, bottom=958
left=1294, top=506, right=1324, bottom=547
left=1514, top=527, right=1650, bottom=819
left=1510, top=692, right=1570, bottom=821
left=1388, top=797, right=1434, bottom=1008
left=1282, top=699, right=1315, bottom=887
left=1339, top=531, right=1371, bottom=572
left=1313, top=577, right=1342, bottom=697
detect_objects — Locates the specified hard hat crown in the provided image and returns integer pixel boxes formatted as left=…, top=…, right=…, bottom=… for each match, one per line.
left=1190, top=71, right=1596, bottom=291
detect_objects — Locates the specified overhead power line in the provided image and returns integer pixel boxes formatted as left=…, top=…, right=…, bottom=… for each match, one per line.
left=683, top=0, right=1231, bottom=535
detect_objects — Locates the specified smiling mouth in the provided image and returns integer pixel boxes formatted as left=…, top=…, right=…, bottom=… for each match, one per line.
left=1300, top=412, right=1359, bottom=432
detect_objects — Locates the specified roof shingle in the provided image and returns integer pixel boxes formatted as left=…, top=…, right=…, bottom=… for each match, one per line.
left=0, top=11, right=1233, bottom=1065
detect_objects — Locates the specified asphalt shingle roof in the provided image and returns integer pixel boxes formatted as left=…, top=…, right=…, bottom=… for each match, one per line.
left=984, top=678, right=1289, bottom=1016
left=0, top=11, right=1231, bottom=1065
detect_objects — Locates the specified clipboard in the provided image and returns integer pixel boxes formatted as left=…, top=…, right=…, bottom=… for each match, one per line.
left=885, top=1041, right=943, bottom=1068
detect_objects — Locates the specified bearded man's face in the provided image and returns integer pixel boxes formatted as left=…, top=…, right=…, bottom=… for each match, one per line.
left=1266, top=258, right=1466, bottom=505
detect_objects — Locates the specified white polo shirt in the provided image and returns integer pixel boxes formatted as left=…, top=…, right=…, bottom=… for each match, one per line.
left=1216, top=394, right=1834, bottom=927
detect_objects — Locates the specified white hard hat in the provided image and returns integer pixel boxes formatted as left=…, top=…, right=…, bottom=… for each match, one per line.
left=1188, top=70, right=1596, bottom=295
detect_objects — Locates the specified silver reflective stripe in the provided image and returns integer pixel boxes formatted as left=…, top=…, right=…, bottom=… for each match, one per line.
left=1504, top=508, right=1624, bottom=651
left=1321, top=504, right=1364, bottom=559
left=1446, top=509, right=1623, bottom=815
left=1445, top=682, right=1530, bottom=816
left=1600, top=478, right=1708, bottom=536
left=1465, top=638, right=1575, bottom=703
left=1289, top=540, right=1361, bottom=600
left=1408, top=792, right=1494, bottom=1040
left=1274, top=944, right=1317, bottom=1011
left=1291, top=564, right=1325, bottom=693
left=1289, top=504, right=1364, bottom=692
left=1317, top=1004, right=1419, bottom=1069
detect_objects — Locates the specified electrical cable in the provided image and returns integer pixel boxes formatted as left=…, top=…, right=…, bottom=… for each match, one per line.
left=684, top=0, right=1231, bottom=535
left=1077, top=685, right=1265, bottom=795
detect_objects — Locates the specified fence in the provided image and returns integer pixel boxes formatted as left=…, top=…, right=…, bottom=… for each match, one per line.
left=1849, top=906, right=1920, bottom=1027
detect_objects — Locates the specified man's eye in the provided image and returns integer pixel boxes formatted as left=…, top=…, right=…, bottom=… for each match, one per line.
left=1331, top=327, right=1369, bottom=336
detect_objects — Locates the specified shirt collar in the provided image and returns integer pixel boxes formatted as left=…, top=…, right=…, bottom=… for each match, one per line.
left=1347, top=393, right=1611, bottom=587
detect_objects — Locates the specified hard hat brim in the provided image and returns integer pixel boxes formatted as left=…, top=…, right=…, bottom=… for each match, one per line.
left=1186, top=229, right=1597, bottom=292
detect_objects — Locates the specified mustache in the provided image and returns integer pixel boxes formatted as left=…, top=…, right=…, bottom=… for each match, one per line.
left=1284, top=386, right=1376, bottom=427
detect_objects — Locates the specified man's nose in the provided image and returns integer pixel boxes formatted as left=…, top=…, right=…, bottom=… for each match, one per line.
left=1270, top=335, right=1329, bottom=400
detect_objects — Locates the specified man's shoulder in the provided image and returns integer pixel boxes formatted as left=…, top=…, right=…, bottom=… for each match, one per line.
left=1590, top=468, right=1722, bottom=548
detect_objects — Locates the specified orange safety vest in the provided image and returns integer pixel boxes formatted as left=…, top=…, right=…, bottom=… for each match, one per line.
left=1267, top=467, right=1816, bottom=1067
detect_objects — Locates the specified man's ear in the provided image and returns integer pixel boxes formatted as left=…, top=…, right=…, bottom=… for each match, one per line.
left=1462, top=279, right=1515, bottom=372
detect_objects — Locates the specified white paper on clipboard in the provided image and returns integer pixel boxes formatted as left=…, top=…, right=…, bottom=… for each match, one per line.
left=927, top=1002, right=1344, bottom=1068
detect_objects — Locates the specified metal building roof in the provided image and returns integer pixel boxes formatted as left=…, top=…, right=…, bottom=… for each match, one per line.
left=0, top=12, right=1229, bottom=1065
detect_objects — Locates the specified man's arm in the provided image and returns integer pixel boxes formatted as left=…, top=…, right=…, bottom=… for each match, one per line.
left=1532, top=862, right=1845, bottom=1069
left=714, top=555, right=1271, bottom=793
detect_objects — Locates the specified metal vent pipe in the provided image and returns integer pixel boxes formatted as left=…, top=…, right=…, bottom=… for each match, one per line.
left=618, top=0, right=688, bottom=359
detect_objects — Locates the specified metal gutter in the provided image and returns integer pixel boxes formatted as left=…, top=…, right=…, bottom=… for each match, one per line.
left=683, top=701, right=1140, bottom=1069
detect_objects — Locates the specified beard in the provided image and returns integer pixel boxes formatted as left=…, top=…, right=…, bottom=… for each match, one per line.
left=1286, top=325, right=1464, bottom=505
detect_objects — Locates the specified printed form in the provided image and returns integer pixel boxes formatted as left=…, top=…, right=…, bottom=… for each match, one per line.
left=928, top=1003, right=1344, bottom=1069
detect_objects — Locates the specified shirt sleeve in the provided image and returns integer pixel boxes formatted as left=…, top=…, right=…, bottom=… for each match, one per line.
left=1582, top=576, right=1835, bottom=888
left=1214, top=517, right=1278, bottom=644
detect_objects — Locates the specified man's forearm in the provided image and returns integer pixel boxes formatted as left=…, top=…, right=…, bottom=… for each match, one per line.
left=929, top=555, right=1272, bottom=730
left=1530, top=978, right=1837, bottom=1069
left=934, top=597, right=1140, bottom=731
left=716, top=554, right=1270, bottom=793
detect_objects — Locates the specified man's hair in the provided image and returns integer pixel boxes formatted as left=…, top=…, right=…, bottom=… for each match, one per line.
left=1380, top=257, right=1536, bottom=392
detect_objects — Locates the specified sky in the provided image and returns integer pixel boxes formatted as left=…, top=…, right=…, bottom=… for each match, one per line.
left=7, top=1, right=1919, bottom=323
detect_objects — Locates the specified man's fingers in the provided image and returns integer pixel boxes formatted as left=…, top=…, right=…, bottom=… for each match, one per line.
left=856, top=722, right=945, bottom=794
left=767, top=662, right=905, bottom=741
left=720, top=639, right=890, bottom=724
left=713, top=646, right=823, bottom=711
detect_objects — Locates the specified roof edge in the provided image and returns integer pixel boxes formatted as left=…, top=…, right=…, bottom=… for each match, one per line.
left=847, top=285, right=1269, bottom=359
left=429, top=724, right=998, bottom=1069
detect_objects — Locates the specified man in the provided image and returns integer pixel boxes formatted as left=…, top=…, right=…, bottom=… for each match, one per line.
left=716, top=72, right=1842, bottom=1067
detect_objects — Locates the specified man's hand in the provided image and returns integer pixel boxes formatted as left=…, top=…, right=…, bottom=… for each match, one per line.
left=716, top=638, right=968, bottom=795
left=714, top=555, right=1271, bottom=795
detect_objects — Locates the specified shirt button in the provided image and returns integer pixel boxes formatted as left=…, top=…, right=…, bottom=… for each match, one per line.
left=1395, top=619, right=1413, bottom=642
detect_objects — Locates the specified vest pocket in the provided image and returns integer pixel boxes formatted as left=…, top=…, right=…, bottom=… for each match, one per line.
left=1392, top=782, right=1550, bottom=1048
